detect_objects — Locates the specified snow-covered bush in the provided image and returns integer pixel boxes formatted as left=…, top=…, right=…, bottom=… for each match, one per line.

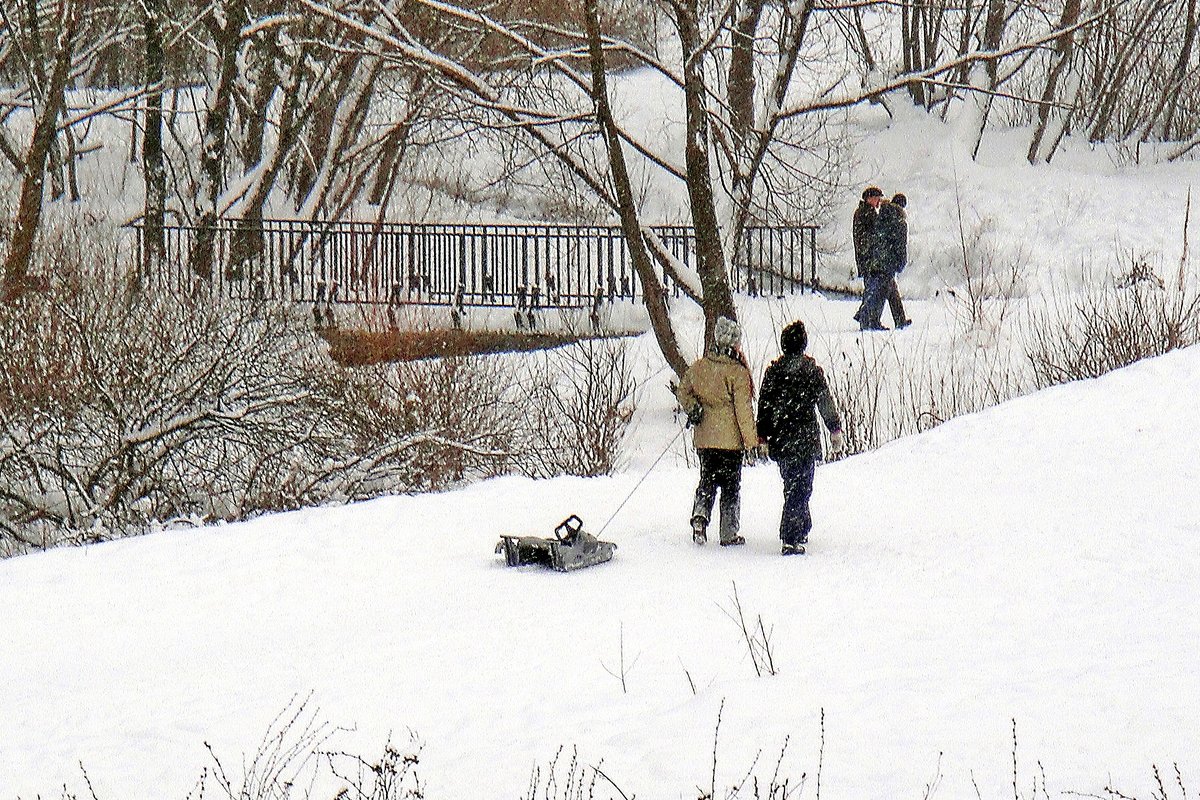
left=514, top=338, right=638, bottom=479
left=819, top=335, right=1032, bottom=456
left=0, top=219, right=640, bottom=556
left=1023, top=265, right=1200, bottom=387
left=934, top=216, right=1032, bottom=331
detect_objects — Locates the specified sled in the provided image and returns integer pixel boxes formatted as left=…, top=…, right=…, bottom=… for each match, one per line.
left=495, top=515, right=617, bottom=572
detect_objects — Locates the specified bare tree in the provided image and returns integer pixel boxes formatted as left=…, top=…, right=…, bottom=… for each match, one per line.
left=141, top=0, right=167, bottom=277
left=1027, top=0, right=1084, bottom=164
left=294, top=0, right=843, bottom=373
left=188, top=0, right=248, bottom=280
left=0, top=0, right=78, bottom=303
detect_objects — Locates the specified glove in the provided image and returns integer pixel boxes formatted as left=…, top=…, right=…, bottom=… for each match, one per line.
left=743, top=443, right=769, bottom=465
left=829, top=430, right=845, bottom=455
left=685, top=404, right=704, bottom=427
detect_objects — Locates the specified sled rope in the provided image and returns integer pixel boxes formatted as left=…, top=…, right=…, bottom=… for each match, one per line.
left=596, top=424, right=687, bottom=539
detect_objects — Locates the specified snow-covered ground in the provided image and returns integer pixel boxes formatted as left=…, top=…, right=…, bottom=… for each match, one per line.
left=3, top=305, right=1198, bottom=797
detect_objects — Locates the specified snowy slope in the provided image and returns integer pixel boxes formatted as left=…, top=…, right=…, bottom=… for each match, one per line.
left=2, top=342, right=1198, bottom=799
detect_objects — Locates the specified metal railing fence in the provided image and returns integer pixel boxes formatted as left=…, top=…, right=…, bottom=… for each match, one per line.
left=136, top=220, right=819, bottom=309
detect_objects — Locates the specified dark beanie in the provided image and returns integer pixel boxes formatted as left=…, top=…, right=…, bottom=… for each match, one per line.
left=862, top=186, right=883, bottom=201
left=892, top=193, right=907, bottom=207
left=780, top=320, right=807, bottom=355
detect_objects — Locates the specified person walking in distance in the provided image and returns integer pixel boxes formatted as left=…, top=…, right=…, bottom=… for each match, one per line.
left=676, top=317, right=758, bottom=547
left=878, top=193, right=912, bottom=329
left=757, top=320, right=845, bottom=555
left=852, top=186, right=888, bottom=330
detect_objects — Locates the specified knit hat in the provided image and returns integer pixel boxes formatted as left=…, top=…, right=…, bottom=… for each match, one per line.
left=780, top=319, right=807, bottom=355
left=862, top=186, right=884, bottom=201
left=712, top=316, right=742, bottom=350
left=892, top=193, right=907, bottom=208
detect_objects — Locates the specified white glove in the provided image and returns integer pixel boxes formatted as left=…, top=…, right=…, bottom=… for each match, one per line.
left=829, top=430, right=845, bottom=455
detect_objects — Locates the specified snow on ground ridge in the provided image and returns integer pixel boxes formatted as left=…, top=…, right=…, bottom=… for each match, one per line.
left=1, top=341, right=1198, bottom=799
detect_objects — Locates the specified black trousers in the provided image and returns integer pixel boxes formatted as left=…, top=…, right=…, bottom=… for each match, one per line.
left=691, top=448, right=742, bottom=541
left=776, top=456, right=816, bottom=546
left=886, top=274, right=907, bottom=325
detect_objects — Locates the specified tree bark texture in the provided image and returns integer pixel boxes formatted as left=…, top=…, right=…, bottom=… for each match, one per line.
left=1027, top=0, right=1082, bottom=164
left=674, top=0, right=736, bottom=345
left=585, top=0, right=687, bottom=377
left=142, top=0, right=167, bottom=281
left=189, top=0, right=248, bottom=281
left=2, top=0, right=78, bottom=304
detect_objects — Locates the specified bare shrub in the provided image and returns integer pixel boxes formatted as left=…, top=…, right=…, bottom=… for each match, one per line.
left=325, top=734, right=427, bottom=800
left=1023, top=263, right=1200, bottom=388
left=600, top=621, right=640, bottom=695
left=0, top=275, right=318, bottom=550
left=0, top=216, right=646, bottom=556
left=198, top=697, right=426, bottom=800
left=936, top=216, right=1031, bottom=331
left=819, top=336, right=1031, bottom=456
left=515, top=339, right=638, bottom=478
left=821, top=340, right=894, bottom=456
left=202, top=698, right=337, bottom=800
left=0, top=223, right=523, bottom=554
left=522, top=746, right=607, bottom=800
left=698, top=699, right=805, bottom=800
left=523, top=707, right=806, bottom=800
left=720, top=582, right=780, bottom=678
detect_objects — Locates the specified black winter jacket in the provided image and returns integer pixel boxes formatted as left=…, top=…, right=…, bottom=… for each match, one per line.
left=758, top=354, right=842, bottom=461
left=852, top=201, right=881, bottom=276
left=877, top=201, right=908, bottom=274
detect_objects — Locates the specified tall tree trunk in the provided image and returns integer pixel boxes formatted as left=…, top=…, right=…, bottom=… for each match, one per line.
left=23, top=0, right=65, bottom=201
left=1027, top=0, right=1082, bottom=163
left=231, top=39, right=314, bottom=271
left=675, top=0, right=736, bottom=344
left=2, top=0, right=78, bottom=303
left=189, top=0, right=247, bottom=281
left=1143, top=0, right=1197, bottom=142
left=296, top=38, right=384, bottom=220
left=727, top=0, right=813, bottom=270
left=1086, top=0, right=1167, bottom=142
left=901, top=0, right=926, bottom=105
left=962, top=0, right=1008, bottom=159
left=728, top=0, right=766, bottom=147
left=142, top=0, right=167, bottom=283
left=585, top=0, right=687, bottom=376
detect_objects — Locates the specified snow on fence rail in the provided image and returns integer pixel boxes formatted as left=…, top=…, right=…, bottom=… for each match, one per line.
left=134, top=220, right=818, bottom=309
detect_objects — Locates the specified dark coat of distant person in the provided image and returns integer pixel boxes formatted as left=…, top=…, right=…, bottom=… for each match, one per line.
left=852, top=200, right=882, bottom=277
left=877, top=199, right=908, bottom=274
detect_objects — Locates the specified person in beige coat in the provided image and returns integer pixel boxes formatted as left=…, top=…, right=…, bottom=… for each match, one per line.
left=676, top=317, right=758, bottom=546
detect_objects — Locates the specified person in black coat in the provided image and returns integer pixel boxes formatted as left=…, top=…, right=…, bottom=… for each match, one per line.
left=852, top=187, right=888, bottom=330
left=878, top=193, right=912, bottom=329
left=852, top=187, right=883, bottom=278
left=757, top=320, right=845, bottom=555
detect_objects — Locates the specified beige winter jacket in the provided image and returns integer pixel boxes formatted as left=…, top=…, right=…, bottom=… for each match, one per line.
left=677, top=351, right=758, bottom=451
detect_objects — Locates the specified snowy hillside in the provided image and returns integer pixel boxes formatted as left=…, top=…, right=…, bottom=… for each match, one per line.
left=3, top=339, right=1198, bottom=799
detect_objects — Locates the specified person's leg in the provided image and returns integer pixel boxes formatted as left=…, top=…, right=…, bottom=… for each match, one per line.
left=777, top=459, right=801, bottom=546
left=887, top=274, right=910, bottom=327
left=862, top=273, right=888, bottom=329
left=713, top=450, right=744, bottom=544
left=778, top=457, right=816, bottom=549
left=691, top=449, right=719, bottom=541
